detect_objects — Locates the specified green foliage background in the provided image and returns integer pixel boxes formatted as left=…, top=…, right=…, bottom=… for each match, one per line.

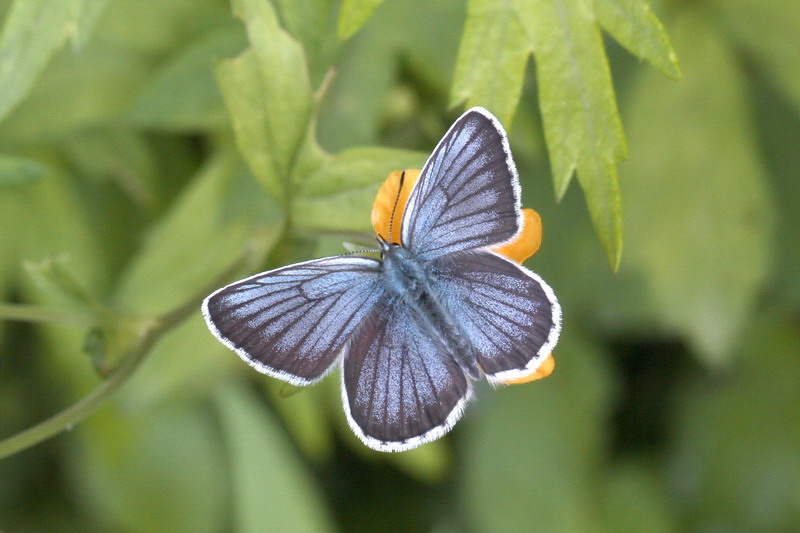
left=1, top=0, right=798, bottom=531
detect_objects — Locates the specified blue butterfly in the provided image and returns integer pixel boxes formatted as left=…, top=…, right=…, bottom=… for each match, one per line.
left=203, top=107, right=561, bottom=452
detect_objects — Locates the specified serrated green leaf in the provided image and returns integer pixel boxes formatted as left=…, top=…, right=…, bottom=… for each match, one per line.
left=593, top=0, right=681, bottom=79
left=130, top=25, right=246, bottom=131
left=337, top=0, right=386, bottom=41
left=450, top=0, right=530, bottom=126
left=217, top=0, right=314, bottom=204
left=215, top=384, right=335, bottom=533
left=0, top=0, right=110, bottom=121
left=622, top=14, right=774, bottom=365
left=514, top=0, right=626, bottom=268
left=575, top=157, right=623, bottom=270
left=712, top=0, right=800, bottom=114
left=294, top=147, right=425, bottom=233
left=0, top=154, right=47, bottom=187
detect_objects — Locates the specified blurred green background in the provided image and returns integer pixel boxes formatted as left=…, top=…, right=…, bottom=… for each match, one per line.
left=1, top=0, right=799, bottom=531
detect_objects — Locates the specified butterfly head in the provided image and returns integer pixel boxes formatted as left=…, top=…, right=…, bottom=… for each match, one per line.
left=377, top=233, right=402, bottom=256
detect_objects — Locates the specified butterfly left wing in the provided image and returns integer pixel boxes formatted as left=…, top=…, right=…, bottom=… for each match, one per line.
left=203, top=256, right=384, bottom=385
left=430, top=250, right=561, bottom=384
left=342, top=296, right=473, bottom=451
left=401, top=107, right=521, bottom=261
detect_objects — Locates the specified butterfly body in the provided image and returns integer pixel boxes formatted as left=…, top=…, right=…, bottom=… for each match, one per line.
left=381, top=242, right=482, bottom=380
left=203, top=107, right=561, bottom=452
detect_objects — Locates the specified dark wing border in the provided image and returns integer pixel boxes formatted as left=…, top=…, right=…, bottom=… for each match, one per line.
left=400, top=106, right=524, bottom=253
left=201, top=256, right=382, bottom=386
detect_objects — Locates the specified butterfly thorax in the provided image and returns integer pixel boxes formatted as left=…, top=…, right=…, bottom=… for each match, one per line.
left=381, top=245, right=482, bottom=380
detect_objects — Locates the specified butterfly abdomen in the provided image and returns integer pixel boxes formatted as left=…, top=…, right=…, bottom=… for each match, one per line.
left=382, top=247, right=482, bottom=380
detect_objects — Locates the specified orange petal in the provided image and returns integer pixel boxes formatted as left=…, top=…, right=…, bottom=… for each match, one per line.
left=499, top=353, right=555, bottom=385
left=371, top=169, right=421, bottom=244
left=491, top=208, right=542, bottom=263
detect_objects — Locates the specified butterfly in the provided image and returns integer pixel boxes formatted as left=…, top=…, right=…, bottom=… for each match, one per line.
left=202, top=107, right=561, bottom=452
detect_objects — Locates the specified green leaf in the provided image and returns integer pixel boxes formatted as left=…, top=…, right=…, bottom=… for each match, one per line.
left=215, top=383, right=335, bottom=533
left=515, top=0, right=626, bottom=269
left=110, top=148, right=282, bottom=406
left=670, top=312, right=800, bottom=531
left=451, top=0, right=679, bottom=269
left=450, top=0, right=530, bottom=126
left=712, top=0, right=800, bottom=114
left=69, top=404, right=228, bottom=533
left=385, top=439, right=451, bottom=484
left=114, top=149, right=283, bottom=316
left=622, top=13, right=775, bottom=366
left=460, top=333, right=615, bottom=531
left=337, top=0, right=386, bottom=41
left=217, top=0, right=314, bottom=204
left=593, top=0, right=681, bottom=79
left=63, top=128, right=160, bottom=211
left=0, top=154, right=48, bottom=187
left=602, top=462, right=676, bottom=533
left=317, top=23, right=396, bottom=151
left=0, top=44, right=151, bottom=144
left=752, top=66, right=800, bottom=309
left=294, top=147, right=425, bottom=233
left=23, top=254, right=97, bottom=310
left=273, top=0, right=337, bottom=82
left=130, top=25, right=246, bottom=131
left=0, top=0, right=110, bottom=121
left=264, top=379, right=334, bottom=462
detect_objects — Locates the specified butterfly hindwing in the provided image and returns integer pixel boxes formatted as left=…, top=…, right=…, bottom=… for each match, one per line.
left=202, top=256, right=384, bottom=385
left=342, top=296, right=472, bottom=451
left=401, top=107, right=521, bottom=260
left=430, top=250, right=561, bottom=384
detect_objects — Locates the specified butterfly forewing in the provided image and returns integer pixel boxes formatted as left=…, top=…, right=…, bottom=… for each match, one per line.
left=202, top=256, right=384, bottom=385
left=431, top=250, right=561, bottom=384
left=401, top=108, right=521, bottom=260
left=342, top=296, right=472, bottom=452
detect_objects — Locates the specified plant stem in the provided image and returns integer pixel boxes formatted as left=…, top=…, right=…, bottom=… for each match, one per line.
left=0, top=303, right=97, bottom=327
left=0, top=251, right=255, bottom=460
left=0, top=317, right=160, bottom=459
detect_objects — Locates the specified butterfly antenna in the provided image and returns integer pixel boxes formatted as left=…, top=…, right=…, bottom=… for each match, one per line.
left=387, top=170, right=406, bottom=245
left=341, top=248, right=380, bottom=256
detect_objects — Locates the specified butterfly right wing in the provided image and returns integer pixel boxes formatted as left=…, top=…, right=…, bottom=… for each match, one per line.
left=342, top=296, right=472, bottom=452
left=202, top=256, right=384, bottom=386
left=400, top=107, right=522, bottom=261
left=430, top=250, right=561, bottom=385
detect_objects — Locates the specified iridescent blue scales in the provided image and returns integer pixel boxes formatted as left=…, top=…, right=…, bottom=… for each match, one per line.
left=203, top=107, right=561, bottom=452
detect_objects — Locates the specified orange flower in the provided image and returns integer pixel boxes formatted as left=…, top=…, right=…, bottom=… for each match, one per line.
left=371, top=169, right=555, bottom=384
